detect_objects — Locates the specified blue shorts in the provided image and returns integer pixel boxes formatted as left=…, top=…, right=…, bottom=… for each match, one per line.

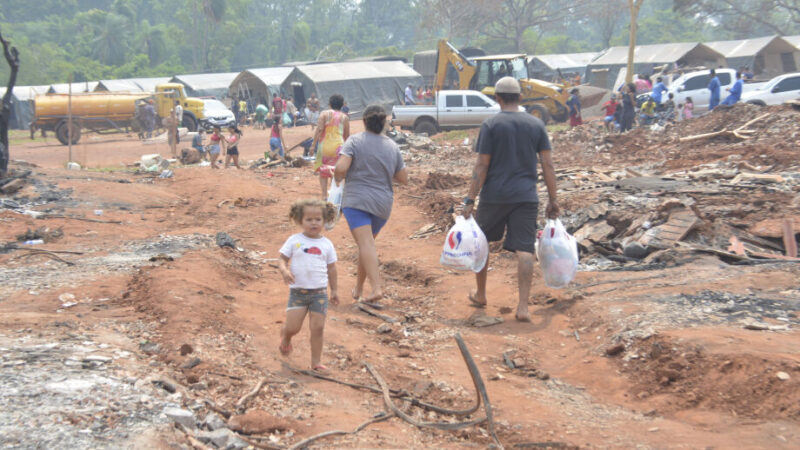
left=604, top=115, right=614, bottom=122
left=209, top=144, right=220, bottom=155
left=342, top=207, right=387, bottom=235
left=270, top=137, right=284, bottom=156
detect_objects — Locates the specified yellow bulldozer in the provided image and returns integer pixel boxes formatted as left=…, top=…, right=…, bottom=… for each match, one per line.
left=434, top=40, right=569, bottom=123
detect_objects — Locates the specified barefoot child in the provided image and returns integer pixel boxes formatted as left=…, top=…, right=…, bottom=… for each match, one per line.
left=278, top=199, right=339, bottom=370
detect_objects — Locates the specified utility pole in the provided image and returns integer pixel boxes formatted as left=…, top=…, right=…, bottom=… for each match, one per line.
left=626, top=0, right=644, bottom=83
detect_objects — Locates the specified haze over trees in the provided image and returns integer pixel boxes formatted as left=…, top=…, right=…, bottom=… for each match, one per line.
left=1, top=0, right=798, bottom=85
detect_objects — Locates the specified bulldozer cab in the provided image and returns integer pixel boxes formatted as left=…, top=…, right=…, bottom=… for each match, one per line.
left=470, top=55, right=529, bottom=92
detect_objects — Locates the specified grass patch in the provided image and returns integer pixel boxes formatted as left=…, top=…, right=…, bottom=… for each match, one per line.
left=437, top=129, right=471, bottom=141
left=8, top=129, right=49, bottom=146
left=84, top=166, right=136, bottom=173
left=546, top=123, right=570, bottom=133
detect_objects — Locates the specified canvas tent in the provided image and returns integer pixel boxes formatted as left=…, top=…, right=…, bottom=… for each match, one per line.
left=123, top=77, right=172, bottom=92
left=280, top=61, right=423, bottom=116
left=527, top=52, right=598, bottom=81
left=94, top=79, right=145, bottom=92
left=170, top=72, right=238, bottom=99
left=413, top=50, right=437, bottom=86
left=706, top=36, right=799, bottom=76
left=786, top=35, right=800, bottom=49
left=586, top=43, right=725, bottom=89
left=0, top=86, right=41, bottom=130
left=50, top=81, right=98, bottom=94
left=228, top=67, right=294, bottom=108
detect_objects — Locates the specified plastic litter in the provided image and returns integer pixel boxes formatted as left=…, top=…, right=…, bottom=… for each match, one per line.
left=439, top=216, right=488, bottom=273
left=22, top=239, right=44, bottom=245
left=325, top=179, right=344, bottom=230
left=536, top=219, right=578, bottom=288
left=159, top=169, right=174, bottom=179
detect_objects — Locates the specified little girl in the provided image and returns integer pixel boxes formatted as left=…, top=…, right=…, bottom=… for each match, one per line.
left=224, top=125, right=243, bottom=169
left=684, top=97, right=694, bottom=120
left=208, top=127, right=222, bottom=169
left=278, top=199, right=339, bottom=371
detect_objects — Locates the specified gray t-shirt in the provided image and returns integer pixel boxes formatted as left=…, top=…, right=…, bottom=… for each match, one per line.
left=475, top=111, right=551, bottom=204
left=341, top=132, right=405, bottom=220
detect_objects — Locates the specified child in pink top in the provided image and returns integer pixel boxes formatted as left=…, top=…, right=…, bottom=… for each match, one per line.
left=683, top=97, right=694, bottom=119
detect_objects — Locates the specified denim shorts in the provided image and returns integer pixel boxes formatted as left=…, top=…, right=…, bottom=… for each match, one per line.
left=288, top=288, right=328, bottom=315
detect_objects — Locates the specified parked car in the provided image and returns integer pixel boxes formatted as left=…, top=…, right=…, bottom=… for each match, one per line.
left=666, top=68, right=764, bottom=113
left=741, top=72, right=800, bottom=106
left=199, top=99, right=236, bottom=129
left=392, top=90, right=525, bottom=135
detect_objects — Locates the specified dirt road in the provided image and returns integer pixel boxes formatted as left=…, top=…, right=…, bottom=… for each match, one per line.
left=2, top=110, right=799, bottom=448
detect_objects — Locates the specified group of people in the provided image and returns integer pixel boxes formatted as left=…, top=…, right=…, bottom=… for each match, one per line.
left=279, top=77, right=561, bottom=370
left=404, top=84, right=436, bottom=105
left=190, top=125, right=244, bottom=169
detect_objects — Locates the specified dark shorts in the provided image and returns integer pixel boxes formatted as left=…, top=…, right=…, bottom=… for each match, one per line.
left=288, top=288, right=328, bottom=315
left=342, top=207, right=387, bottom=235
left=227, top=146, right=239, bottom=156
left=475, top=202, right=538, bottom=253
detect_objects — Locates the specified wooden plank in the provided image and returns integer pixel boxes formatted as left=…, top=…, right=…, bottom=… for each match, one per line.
left=784, top=219, right=798, bottom=258
left=639, top=208, right=700, bottom=249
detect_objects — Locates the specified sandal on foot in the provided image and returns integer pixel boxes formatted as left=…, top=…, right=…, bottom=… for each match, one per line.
left=312, top=365, right=329, bottom=373
left=468, top=293, right=487, bottom=308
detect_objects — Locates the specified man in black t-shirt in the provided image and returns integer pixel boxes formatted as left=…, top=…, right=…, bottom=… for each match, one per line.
left=462, top=76, right=561, bottom=322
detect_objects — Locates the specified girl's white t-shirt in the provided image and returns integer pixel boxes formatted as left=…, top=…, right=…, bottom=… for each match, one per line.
left=279, top=233, right=337, bottom=289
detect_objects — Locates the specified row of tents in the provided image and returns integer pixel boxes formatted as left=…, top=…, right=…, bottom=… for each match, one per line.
left=414, top=35, right=800, bottom=91
left=2, top=60, right=422, bottom=130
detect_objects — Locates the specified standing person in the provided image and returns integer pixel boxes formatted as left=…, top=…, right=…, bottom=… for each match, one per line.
left=208, top=127, right=223, bottom=169
left=333, top=105, right=408, bottom=303
left=602, top=94, right=618, bottom=132
left=269, top=114, right=287, bottom=160
left=231, top=95, right=240, bottom=125
left=224, top=125, right=242, bottom=169
left=174, top=100, right=183, bottom=127
left=312, top=94, right=351, bottom=197
left=272, top=92, right=283, bottom=116
left=566, top=88, right=582, bottom=127
left=305, top=93, right=321, bottom=127
left=416, top=86, right=424, bottom=104
left=278, top=199, right=339, bottom=371
left=742, top=66, right=754, bottom=80
left=650, top=76, right=667, bottom=106
left=620, top=83, right=636, bottom=132
left=634, top=74, right=649, bottom=94
left=684, top=97, right=694, bottom=120
left=722, top=72, right=743, bottom=106
left=165, top=109, right=178, bottom=158
left=238, top=98, right=248, bottom=126
left=143, top=99, right=156, bottom=139
left=404, top=84, right=415, bottom=105
left=134, top=101, right=146, bottom=140
left=708, top=69, right=721, bottom=111
left=462, top=77, right=560, bottom=322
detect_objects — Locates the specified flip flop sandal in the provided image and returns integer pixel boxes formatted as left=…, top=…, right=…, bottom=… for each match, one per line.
left=468, top=293, right=487, bottom=308
left=312, top=365, right=329, bottom=373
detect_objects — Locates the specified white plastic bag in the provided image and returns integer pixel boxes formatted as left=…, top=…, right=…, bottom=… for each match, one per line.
left=536, top=219, right=578, bottom=288
left=440, top=216, right=489, bottom=273
left=325, top=179, right=344, bottom=230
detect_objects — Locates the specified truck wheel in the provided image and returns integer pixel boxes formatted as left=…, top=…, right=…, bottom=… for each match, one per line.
left=414, top=119, right=437, bottom=136
left=181, top=112, right=198, bottom=132
left=527, top=104, right=550, bottom=124
left=552, top=104, right=569, bottom=122
left=55, top=121, right=81, bottom=145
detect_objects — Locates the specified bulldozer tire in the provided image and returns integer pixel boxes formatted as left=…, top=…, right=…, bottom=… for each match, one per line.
left=55, top=121, right=81, bottom=146
left=526, top=104, right=550, bottom=124
left=414, top=119, right=438, bottom=136
left=181, top=112, right=198, bottom=132
left=552, top=104, right=569, bottom=122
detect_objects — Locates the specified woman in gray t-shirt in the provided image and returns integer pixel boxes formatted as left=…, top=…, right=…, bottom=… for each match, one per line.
left=334, top=105, right=408, bottom=303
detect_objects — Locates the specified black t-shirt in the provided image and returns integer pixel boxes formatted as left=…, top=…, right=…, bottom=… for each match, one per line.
left=475, top=111, right=551, bottom=204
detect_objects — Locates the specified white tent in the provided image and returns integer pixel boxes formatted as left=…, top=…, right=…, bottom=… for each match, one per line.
left=706, top=36, right=799, bottom=76
left=49, top=81, right=98, bottom=94
left=281, top=61, right=423, bottom=116
left=170, top=72, right=239, bottom=99
left=228, top=67, right=294, bottom=108
left=94, top=79, right=145, bottom=92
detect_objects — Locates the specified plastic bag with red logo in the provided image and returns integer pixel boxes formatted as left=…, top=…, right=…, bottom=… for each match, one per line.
left=440, top=216, right=488, bottom=273
left=536, top=219, right=578, bottom=288
left=325, top=179, right=344, bottom=230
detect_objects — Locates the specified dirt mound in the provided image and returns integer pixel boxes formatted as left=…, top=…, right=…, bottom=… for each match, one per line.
left=381, top=260, right=436, bottom=287
left=423, top=172, right=466, bottom=190
left=422, top=192, right=457, bottom=231
left=620, top=335, right=800, bottom=421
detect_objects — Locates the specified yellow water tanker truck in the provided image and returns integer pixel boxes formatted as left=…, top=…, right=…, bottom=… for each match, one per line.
left=33, top=83, right=205, bottom=145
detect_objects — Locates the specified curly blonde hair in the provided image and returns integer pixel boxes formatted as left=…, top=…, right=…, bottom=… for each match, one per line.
left=289, top=199, right=337, bottom=225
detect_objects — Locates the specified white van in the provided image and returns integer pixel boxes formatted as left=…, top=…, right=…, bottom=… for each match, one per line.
left=741, top=72, right=800, bottom=106
left=667, top=68, right=764, bottom=112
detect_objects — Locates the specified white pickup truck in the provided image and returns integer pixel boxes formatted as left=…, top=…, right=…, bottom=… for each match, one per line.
left=667, top=68, right=765, bottom=112
left=741, top=72, right=800, bottom=106
left=391, top=90, right=503, bottom=136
